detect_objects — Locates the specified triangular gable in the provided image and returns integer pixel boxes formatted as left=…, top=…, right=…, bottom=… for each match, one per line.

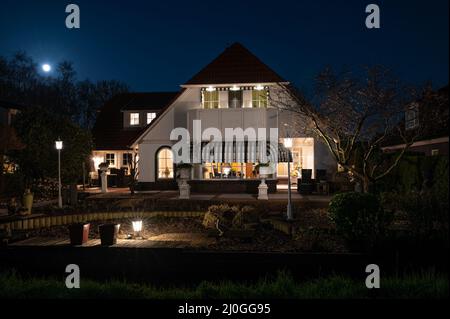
left=184, top=42, right=287, bottom=85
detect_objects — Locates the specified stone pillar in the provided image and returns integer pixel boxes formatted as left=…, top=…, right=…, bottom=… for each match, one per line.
left=178, top=179, right=190, bottom=199
left=100, top=170, right=108, bottom=193
left=258, top=178, right=269, bottom=200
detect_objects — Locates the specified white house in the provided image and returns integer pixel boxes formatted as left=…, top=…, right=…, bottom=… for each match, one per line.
left=91, top=43, right=336, bottom=193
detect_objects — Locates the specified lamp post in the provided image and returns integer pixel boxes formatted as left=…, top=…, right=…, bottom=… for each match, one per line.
left=55, top=139, right=63, bottom=208
left=283, top=123, right=294, bottom=221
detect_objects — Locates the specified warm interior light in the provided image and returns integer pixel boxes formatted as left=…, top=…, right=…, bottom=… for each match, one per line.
left=206, top=86, right=216, bottom=92
left=284, top=138, right=293, bottom=148
left=132, top=220, right=143, bottom=238
left=55, top=140, right=63, bottom=150
left=92, top=156, right=103, bottom=169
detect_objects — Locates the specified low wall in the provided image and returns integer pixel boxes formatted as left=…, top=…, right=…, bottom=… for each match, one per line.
left=0, top=211, right=205, bottom=232
left=188, top=179, right=278, bottom=194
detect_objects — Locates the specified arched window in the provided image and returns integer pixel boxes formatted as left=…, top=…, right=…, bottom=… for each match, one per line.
left=157, top=147, right=174, bottom=179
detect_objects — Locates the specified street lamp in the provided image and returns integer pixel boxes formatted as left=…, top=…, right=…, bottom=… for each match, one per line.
left=55, top=139, right=63, bottom=208
left=283, top=124, right=294, bottom=221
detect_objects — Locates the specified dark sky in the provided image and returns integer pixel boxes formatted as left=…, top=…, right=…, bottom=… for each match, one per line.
left=1, top=0, right=448, bottom=92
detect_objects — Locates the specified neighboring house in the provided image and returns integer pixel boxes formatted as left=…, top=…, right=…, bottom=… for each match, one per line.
left=91, top=92, right=178, bottom=179
left=382, top=85, right=449, bottom=156
left=0, top=100, right=25, bottom=174
left=91, top=43, right=336, bottom=192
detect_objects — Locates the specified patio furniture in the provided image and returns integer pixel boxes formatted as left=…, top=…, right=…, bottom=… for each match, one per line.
left=315, top=169, right=329, bottom=195
left=99, top=223, right=120, bottom=246
left=68, top=223, right=90, bottom=245
left=298, top=169, right=314, bottom=195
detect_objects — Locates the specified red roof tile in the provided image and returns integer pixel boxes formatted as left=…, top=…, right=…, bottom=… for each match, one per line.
left=185, top=43, right=287, bottom=85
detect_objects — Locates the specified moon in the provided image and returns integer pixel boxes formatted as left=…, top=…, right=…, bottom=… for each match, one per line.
left=42, top=64, right=52, bottom=72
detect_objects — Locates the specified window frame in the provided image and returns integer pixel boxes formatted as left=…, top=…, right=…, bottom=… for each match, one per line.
left=147, top=112, right=157, bottom=124
left=202, top=91, right=219, bottom=109
left=156, top=147, right=174, bottom=180
left=228, top=90, right=243, bottom=108
left=130, top=113, right=140, bottom=126
left=252, top=89, right=268, bottom=108
left=122, top=153, right=133, bottom=166
left=105, top=153, right=115, bottom=167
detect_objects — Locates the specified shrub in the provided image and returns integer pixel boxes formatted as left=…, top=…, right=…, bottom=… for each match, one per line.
left=328, top=192, right=392, bottom=249
left=396, top=190, right=448, bottom=240
left=231, top=205, right=259, bottom=228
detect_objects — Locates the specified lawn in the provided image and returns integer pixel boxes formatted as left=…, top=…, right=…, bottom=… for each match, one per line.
left=0, top=270, right=447, bottom=299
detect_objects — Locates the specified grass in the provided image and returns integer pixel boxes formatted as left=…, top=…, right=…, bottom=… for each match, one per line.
left=0, top=270, right=447, bottom=299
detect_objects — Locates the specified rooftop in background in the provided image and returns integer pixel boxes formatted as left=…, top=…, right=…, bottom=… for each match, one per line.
left=184, top=43, right=287, bottom=86
left=92, top=92, right=178, bottom=150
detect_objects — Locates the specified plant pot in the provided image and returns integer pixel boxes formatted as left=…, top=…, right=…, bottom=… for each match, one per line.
left=22, top=190, right=34, bottom=215
left=178, top=167, right=191, bottom=179
left=259, top=166, right=271, bottom=178
left=68, top=223, right=90, bottom=245
left=99, top=223, right=120, bottom=246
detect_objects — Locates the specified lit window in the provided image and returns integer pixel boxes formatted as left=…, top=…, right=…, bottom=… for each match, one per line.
left=147, top=112, right=157, bottom=124
left=130, top=113, right=140, bottom=126
left=202, top=91, right=219, bottom=109
left=123, top=153, right=133, bottom=166
left=157, top=148, right=174, bottom=179
left=405, top=103, right=419, bottom=130
left=431, top=149, right=439, bottom=156
left=229, top=91, right=243, bottom=108
left=105, top=153, right=115, bottom=166
left=252, top=89, right=268, bottom=108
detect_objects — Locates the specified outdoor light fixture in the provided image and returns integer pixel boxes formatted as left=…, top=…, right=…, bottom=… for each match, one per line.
left=55, top=139, right=63, bottom=208
left=206, top=86, right=216, bottom=92
left=55, top=140, right=63, bottom=150
left=284, top=138, right=293, bottom=149
left=132, top=220, right=143, bottom=238
left=255, top=85, right=264, bottom=91
left=230, top=85, right=240, bottom=91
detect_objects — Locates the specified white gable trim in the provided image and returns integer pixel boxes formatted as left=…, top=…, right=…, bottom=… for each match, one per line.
left=129, top=89, right=187, bottom=148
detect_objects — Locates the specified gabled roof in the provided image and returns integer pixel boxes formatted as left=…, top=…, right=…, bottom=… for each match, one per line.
left=92, top=92, right=178, bottom=150
left=121, top=92, right=178, bottom=111
left=184, top=42, right=287, bottom=85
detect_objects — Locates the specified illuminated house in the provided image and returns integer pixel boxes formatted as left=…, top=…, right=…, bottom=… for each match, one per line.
left=91, top=43, right=336, bottom=192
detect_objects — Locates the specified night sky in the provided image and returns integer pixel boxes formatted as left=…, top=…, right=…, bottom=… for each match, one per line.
left=1, top=0, right=448, bottom=92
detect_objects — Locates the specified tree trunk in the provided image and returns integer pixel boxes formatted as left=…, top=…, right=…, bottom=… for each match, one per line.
left=363, top=177, right=370, bottom=193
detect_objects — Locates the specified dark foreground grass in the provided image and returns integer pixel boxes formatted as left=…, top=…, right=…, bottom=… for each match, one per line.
left=0, top=270, right=447, bottom=299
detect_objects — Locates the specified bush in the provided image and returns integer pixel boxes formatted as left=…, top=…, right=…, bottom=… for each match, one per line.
left=395, top=190, right=448, bottom=240
left=232, top=205, right=259, bottom=228
left=328, top=192, right=392, bottom=249
left=203, top=204, right=259, bottom=230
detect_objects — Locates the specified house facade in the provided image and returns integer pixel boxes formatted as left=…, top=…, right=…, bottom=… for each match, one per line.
left=382, top=85, right=449, bottom=157
left=91, top=43, right=336, bottom=192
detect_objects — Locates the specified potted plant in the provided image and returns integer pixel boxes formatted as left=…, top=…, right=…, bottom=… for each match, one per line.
left=68, top=223, right=90, bottom=245
left=22, top=188, right=33, bottom=215
left=99, top=223, right=120, bottom=246
left=257, top=162, right=271, bottom=178
left=177, top=162, right=192, bottom=179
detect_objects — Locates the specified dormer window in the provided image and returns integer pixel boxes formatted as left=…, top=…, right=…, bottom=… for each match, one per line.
left=405, top=103, right=419, bottom=130
left=130, top=113, right=140, bottom=126
left=147, top=112, right=157, bottom=124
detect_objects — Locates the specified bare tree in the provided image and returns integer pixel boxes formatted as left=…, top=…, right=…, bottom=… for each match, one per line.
left=272, top=66, right=423, bottom=192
